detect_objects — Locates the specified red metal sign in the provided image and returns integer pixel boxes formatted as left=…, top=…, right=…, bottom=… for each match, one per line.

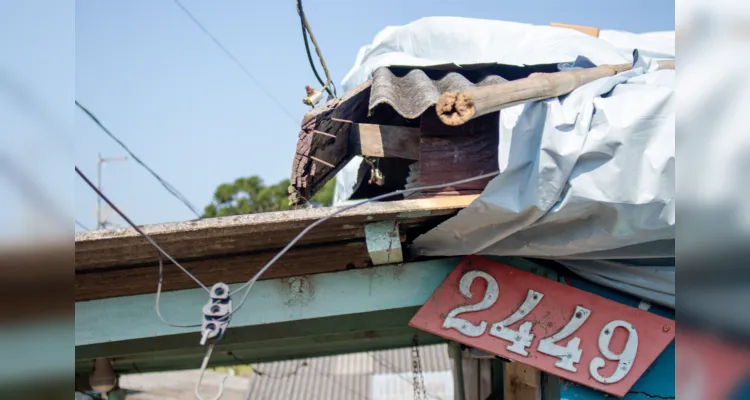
left=409, top=256, right=675, bottom=398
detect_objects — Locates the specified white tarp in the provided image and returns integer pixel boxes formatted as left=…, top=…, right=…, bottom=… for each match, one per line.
left=335, top=17, right=676, bottom=308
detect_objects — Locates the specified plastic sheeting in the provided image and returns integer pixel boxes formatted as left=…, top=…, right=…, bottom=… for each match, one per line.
left=340, top=17, right=674, bottom=93
left=335, top=17, right=676, bottom=308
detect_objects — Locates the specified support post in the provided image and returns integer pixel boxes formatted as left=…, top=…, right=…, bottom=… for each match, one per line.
left=503, top=361, right=542, bottom=400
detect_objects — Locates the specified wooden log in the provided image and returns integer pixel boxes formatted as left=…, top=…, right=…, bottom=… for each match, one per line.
left=348, top=123, right=420, bottom=160
left=436, top=61, right=675, bottom=126
left=436, top=63, right=631, bottom=126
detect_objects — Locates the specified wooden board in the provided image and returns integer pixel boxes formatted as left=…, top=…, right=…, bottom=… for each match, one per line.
left=504, top=362, right=541, bottom=400
left=75, top=196, right=478, bottom=301
left=349, top=123, right=420, bottom=160
left=417, top=111, right=498, bottom=195
left=290, top=81, right=372, bottom=206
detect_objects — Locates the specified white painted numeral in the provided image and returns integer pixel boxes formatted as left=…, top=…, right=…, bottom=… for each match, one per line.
left=590, top=320, right=639, bottom=384
left=442, top=271, right=499, bottom=337
left=489, top=289, right=544, bottom=356
left=537, top=306, right=591, bottom=372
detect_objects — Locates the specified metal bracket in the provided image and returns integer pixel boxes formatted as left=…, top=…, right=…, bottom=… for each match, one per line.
left=364, top=220, right=403, bottom=265
left=200, top=283, right=232, bottom=345
left=463, top=345, right=501, bottom=360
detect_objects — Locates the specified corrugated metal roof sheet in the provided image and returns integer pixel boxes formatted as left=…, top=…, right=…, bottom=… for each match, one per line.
left=367, top=63, right=561, bottom=120
left=369, top=67, right=507, bottom=120
left=289, top=63, right=561, bottom=204
left=245, top=343, right=453, bottom=400
left=120, top=344, right=454, bottom=400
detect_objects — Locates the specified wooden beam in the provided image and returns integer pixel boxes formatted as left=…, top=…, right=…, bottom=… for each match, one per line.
left=349, top=123, right=420, bottom=160
left=460, top=358, right=493, bottom=400
left=75, top=258, right=461, bottom=374
left=76, top=258, right=460, bottom=346
left=436, top=63, right=632, bottom=126
left=290, top=81, right=372, bottom=205
left=76, top=196, right=476, bottom=269
left=550, top=22, right=600, bottom=37
left=417, top=112, right=498, bottom=196
left=504, top=361, right=542, bottom=400
left=75, top=196, right=478, bottom=301
left=75, top=240, right=372, bottom=301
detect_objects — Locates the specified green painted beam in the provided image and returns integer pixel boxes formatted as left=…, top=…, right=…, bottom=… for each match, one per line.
left=76, top=258, right=461, bottom=374
left=75, top=256, right=557, bottom=376
left=76, top=258, right=460, bottom=346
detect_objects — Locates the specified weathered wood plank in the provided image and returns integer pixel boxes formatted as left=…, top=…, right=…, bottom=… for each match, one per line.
left=75, top=241, right=371, bottom=302
left=417, top=112, right=498, bottom=195
left=75, top=196, right=479, bottom=301
left=75, top=196, right=478, bottom=270
left=349, top=123, right=420, bottom=160
left=504, top=361, right=542, bottom=400
left=290, top=81, right=372, bottom=205
left=460, top=358, right=494, bottom=400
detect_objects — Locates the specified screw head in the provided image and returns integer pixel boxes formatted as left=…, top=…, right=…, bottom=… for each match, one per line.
left=214, top=287, right=225, bottom=296
left=211, top=305, right=221, bottom=313
left=663, top=325, right=670, bottom=332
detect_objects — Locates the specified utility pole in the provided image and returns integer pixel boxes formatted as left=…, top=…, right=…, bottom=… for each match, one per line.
left=96, top=153, right=128, bottom=230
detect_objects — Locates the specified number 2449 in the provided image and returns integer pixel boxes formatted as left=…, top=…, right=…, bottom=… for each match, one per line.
left=442, top=270, right=638, bottom=385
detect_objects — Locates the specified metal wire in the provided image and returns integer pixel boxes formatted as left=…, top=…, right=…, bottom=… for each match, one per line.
left=155, top=251, right=203, bottom=328
left=225, top=170, right=501, bottom=318
left=195, top=343, right=227, bottom=400
left=76, top=220, right=91, bottom=231
left=76, top=163, right=499, bottom=325
left=172, top=0, right=299, bottom=124
left=75, top=166, right=210, bottom=293
left=368, top=352, right=442, bottom=400
left=75, top=101, right=202, bottom=218
left=297, top=0, right=336, bottom=98
left=76, top=164, right=501, bottom=400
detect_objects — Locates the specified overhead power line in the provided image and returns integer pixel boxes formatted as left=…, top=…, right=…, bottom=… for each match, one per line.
left=171, top=0, right=300, bottom=124
left=297, top=0, right=336, bottom=98
left=75, top=101, right=202, bottom=218
left=76, top=220, right=91, bottom=231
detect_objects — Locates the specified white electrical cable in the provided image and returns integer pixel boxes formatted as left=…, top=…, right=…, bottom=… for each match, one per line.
left=224, top=170, right=501, bottom=318
left=77, top=164, right=499, bottom=325
left=77, top=165, right=501, bottom=400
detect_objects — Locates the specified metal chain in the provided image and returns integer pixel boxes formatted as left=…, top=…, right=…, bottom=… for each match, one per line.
left=411, top=335, right=427, bottom=400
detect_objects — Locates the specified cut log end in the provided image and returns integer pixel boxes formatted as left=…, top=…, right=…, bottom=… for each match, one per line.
left=436, top=92, right=475, bottom=126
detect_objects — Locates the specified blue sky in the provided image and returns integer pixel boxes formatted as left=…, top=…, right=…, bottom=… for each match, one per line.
left=70, top=0, right=675, bottom=230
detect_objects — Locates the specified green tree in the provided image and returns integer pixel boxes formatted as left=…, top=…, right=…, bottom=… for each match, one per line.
left=202, top=176, right=336, bottom=217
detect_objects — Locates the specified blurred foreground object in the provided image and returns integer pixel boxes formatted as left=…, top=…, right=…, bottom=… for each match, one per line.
left=1, top=0, right=74, bottom=398
left=677, top=0, right=750, bottom=399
